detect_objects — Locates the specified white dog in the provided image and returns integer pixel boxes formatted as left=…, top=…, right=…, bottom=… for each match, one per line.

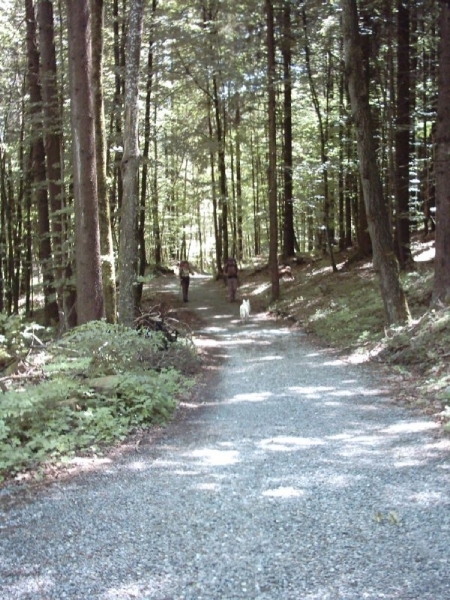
left=240, top=298, right=251, bottom=323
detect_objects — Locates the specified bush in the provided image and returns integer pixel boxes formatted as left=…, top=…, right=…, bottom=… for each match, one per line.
left=0, top=319, right=197, bottom=481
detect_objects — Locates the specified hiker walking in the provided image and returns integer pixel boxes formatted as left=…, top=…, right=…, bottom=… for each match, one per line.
left=179, top=260, right=194, bottom=302
left=224, top=257, right=239, bottom=302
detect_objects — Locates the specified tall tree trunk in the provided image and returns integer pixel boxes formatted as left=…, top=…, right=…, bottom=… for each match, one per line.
left=140, top=0, right=159, bottom=272
left=338, top=53, right=346, bottom=251
left=22, top=146, right=33, bottom=316
left=91, top=0, right=117, bottom=323
left=212, top=75, right=229, bottom=262
left=11, top=159, right=22, bottom=314
left=266, top=0, right=279, bottom=301
left=118, top=0, right=144, bottom=326
left=134, top=0, right=157, bottom=305
left=342, top=0, right=410, bottom=326
left=110, top=0, right=124, bottom=235
left=38, top=9, right=73, bottom=328
left=207, top=94, right=222, bottom=276
left=228, top=123, right=237, bottom=258
left=250, top=130, right=261, bottom=256
left=151, top=111, right=162, bottom=264
left=419, top=9, right=437, bottom=236
left=5, top=158, right=18, bottom=313
left=0, top=150, right=8, bottom=313
left=302, top=6, right=337, bottom=272
left=37, top=0, right=66, bottom=320
left=282, top=0, right=295, bottom=259
left=432, top=2, right=450, bottom=307
left=395, top=0, right=412, bottom=268
left=25, top=0, right=59, bottom=324
left=235, top=99, right=243, bottom=261
left=66, top=0, right=104, bottom=324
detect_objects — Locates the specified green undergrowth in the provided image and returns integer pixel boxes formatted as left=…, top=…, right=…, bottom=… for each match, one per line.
left=378, top=308, right=450, bottom=420
left=0, top=319, right=198, bottom=482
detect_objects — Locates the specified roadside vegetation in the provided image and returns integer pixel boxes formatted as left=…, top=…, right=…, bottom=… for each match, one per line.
left=1, top=238, right=449, bottom=486
left=0, top=301, right=199, bottom=483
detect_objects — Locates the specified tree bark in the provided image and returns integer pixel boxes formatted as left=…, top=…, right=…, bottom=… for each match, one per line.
left=136, top=0, right=158, bottom=307
left=208, top=96, right=222, bottom=276
left=151, top=112, right=162, bottom=265
left=141, top=0, right=159, bottom=269
left=37, top=0, right=66, bottom=317
left=0, top=152, right=4, bottom=314
left=301, top=5, right=337, bottom=271
left=338, top=50, right=346, bottom=251
left=66, top=0, right=105, bottom=324
left=91, top=0, right=117, bottom=323
left=341, top=0, right=410, bottom=326
left=22, top=147, right=33, bottom=316
left=266, top=0, right=279, bottom=301
left=118, top=0, right=144, bottom=326
left=282, top=0, right=295, bottom=259
left=212, top=75, right=229, bottom=262
left=432, top=2, right=450, bottom=307
left=110, top=0, right=124, bottom=235
left=25, top=0, right=59, bottom=325
left=395, top=0, right=412, bottom=267
left=235, top=99, right=243, bottom=261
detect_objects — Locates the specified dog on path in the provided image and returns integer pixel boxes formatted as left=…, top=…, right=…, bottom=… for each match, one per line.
left=240, top=298, right=251, bottom=323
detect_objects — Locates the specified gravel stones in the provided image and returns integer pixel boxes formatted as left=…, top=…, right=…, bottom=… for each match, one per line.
left=1, top=278, right=450, bottom=599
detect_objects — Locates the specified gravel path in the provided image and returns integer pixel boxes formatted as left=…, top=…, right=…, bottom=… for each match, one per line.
left=1, top=276, right=450, bottom=599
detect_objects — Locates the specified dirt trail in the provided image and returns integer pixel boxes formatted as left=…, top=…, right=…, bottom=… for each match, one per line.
left=141, top=271, right=274, bottom=423
left=2, top=273, right=450, bottom=599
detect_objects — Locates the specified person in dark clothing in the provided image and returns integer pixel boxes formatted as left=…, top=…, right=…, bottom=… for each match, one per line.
left=224, top=257, right=239, bottom=302
left=179, top=260, right=194, bottom=302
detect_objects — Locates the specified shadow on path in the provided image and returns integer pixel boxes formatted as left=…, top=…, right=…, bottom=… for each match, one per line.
left=1, top=274, right=450, bottom=599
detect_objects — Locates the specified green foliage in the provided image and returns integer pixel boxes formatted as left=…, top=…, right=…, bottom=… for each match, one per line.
left=0, top=313, right=48, bottom=362
left=270, top=264, right=385, bottom=348
left=0, top=319, right=197, bottom=481
left=308, top=298, right=384, bottom=347
left=54, top=320, right=170, bottom=376
left=382, top=310, right=450, bottom=368
left=117, top=371, right=181, bottom=425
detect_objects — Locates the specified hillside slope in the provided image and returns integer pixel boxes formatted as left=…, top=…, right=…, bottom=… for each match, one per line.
left=238, top=239, right=450, bottom=431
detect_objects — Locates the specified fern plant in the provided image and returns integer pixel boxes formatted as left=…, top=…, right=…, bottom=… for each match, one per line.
left=0, top=319, right=198, bottom=481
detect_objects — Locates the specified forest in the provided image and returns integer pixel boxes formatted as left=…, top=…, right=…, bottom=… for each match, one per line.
left=0, top=0, right=448, bottom=329
left=0, top=1, right=449, bottom=479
